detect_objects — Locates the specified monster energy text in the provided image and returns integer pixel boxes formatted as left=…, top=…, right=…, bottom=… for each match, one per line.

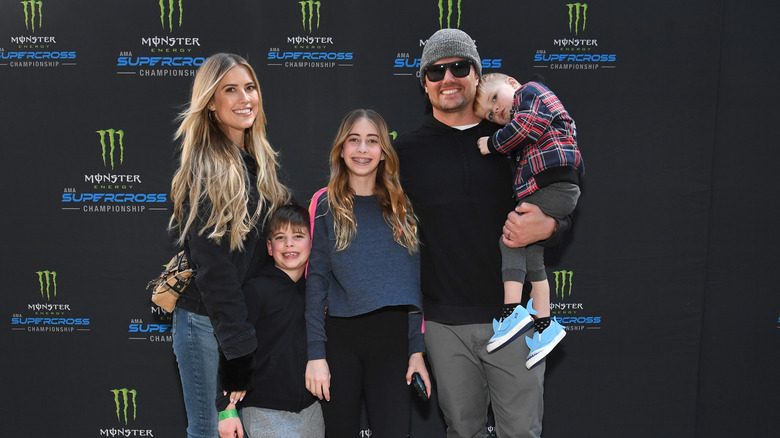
left=288, top=36, right=333, bottom=45
left=10, top=36, right=55, bottom=44
left=141, top=37, right=200, bottom=47
left=554, top=38, right=598, bottom=48
left=28, top=303, right=71, bottom=312
left=85, top=174, right=142, bottom=185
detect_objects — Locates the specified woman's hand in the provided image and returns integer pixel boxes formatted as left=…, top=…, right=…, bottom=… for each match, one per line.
left=405, top=352, right=431, bottom=398
left=305, top=359, right=331, bottom=401
left=226, top=390, right=246, bottom=405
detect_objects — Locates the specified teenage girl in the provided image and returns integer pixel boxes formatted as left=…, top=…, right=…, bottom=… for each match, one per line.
left=304, top=109, right=431, bottom=437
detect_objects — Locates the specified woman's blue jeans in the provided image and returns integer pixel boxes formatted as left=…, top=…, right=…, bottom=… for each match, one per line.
left=172, top=307, right=219, bottom=438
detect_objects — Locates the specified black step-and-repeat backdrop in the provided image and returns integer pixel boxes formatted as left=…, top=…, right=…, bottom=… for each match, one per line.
left=2, top=1, right=777, bottom=437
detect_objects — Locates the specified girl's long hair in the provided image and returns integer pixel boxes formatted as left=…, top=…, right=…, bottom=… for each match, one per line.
left=169, top=53, right=291, bottom=251
left=326, top=109, right=418, bottom=253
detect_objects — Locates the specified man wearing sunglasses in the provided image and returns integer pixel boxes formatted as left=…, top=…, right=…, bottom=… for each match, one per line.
left=394, top=29, right=571, bottom=438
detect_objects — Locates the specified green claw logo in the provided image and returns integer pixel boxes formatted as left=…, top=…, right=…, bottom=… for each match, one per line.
left=159, top=0, right=183, bottom=32
left=553, top=270, right=574, bottom=299
left=299, top=1, right=321, bottom=33
left=96, top=129, right=125, bottom=169
left=111, top=388, right=137, bottom=424
left=36, top=270, right=57, bottom=301
left=567, top=3, right=588, bottom=35
left=20, top=1, right=43, bottom=32
left=437, top=0, right=462, bottom=29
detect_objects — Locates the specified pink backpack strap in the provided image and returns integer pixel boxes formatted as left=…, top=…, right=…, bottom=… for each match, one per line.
left=305, top=187, right=328, bottom=277
left=308, top=187, right=328, bottom=234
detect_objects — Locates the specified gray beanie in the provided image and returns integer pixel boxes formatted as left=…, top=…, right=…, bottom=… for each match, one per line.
left=419, top=28, right=482, bottom=85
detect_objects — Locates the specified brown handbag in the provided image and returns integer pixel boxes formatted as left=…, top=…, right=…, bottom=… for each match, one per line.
left=146, top=250, right=195, bottom=312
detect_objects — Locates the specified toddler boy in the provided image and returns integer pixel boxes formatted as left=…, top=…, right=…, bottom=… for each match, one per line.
left=475, top=74, right=584, bottom=369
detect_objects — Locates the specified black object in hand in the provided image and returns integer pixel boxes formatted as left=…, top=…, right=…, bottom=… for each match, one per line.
left=411, top=372, right=428, bottom=401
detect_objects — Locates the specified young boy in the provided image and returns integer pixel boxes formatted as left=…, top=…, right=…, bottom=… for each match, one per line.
left=217, top=204, right=325, bottom=438
left=474, top=73, right=584, bottom=369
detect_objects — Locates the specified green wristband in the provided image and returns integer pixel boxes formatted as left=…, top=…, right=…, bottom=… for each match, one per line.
left=219, top=409, right=238, bottom=421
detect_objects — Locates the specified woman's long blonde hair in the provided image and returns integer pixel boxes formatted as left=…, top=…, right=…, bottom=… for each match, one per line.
left=169, top=53, right=290, bottom=251
left=325, top=109, right=418, bottom=253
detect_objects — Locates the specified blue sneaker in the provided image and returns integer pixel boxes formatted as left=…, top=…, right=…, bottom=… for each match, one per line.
left=525, top=319, right=567, bottom=369
left=486, top=301, right=535, bottom=353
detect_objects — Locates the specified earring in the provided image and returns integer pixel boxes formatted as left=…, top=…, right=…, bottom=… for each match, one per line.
left=208, top=111, right=217, bottom=123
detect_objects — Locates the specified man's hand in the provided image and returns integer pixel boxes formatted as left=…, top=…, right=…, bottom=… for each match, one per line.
left=502, top=202, right=557, bottom=248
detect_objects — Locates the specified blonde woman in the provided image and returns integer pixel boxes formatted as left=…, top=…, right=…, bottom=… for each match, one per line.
left=169, top=53, right=291, bottom=438
left=304, top=109, right=430, bottom=437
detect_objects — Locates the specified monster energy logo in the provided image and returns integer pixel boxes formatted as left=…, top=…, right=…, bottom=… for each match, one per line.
left=96, top=129, right=125, bottom=169
left=553, top=270, right=574, bottom=299
left=299, top=1, right=321, bottom=33
left=36, top=270, right=57, bottom=301
left=567, top=3, right=588, bottom=35
left=159, top=0, right=183, bottom=32
left=111, top=388, right=137, bottom=424
left=20, top=1, right=43, bottom=32
left=437, top=0, right=461, bottom=29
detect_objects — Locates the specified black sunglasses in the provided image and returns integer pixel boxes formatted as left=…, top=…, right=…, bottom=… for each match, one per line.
left=424, top=60, right=473, bottom=82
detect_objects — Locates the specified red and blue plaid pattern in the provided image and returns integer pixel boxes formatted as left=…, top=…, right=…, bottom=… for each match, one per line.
left=489, top=81, right=585, bottom=200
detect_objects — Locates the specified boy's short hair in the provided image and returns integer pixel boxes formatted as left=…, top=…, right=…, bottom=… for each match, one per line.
left=267, top=204, right=310, bottom=238
left=474, top=73, right=512, bottom=115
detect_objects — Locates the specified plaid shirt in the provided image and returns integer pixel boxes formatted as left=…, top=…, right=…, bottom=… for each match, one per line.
left=487, top=81, right=584, bottom=200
